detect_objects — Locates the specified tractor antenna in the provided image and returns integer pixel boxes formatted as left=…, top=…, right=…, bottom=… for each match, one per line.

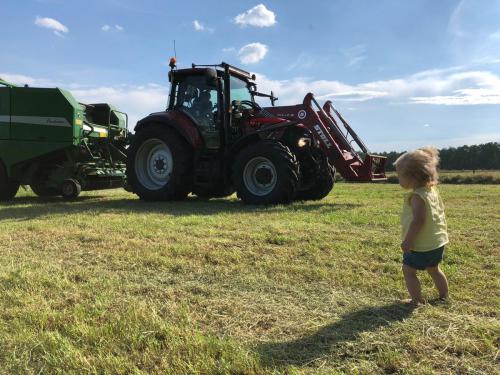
left=169, top=40, right=177, bottom=70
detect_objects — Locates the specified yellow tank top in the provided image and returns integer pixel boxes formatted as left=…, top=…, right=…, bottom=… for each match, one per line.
left=401, top=186, right=449, bottom=252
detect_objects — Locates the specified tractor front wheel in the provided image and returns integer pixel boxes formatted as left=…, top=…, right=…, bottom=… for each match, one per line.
left=127, top=126, right=192, bottom=201
left=0, top=160, right=20, bottom=201
left=296, top=157, right=335, bottom=201
left=233, top=141, right=298, bottom=205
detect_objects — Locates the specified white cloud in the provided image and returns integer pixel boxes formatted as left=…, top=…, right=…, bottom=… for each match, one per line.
left=193, top=20, right=204, bottom=31
left=72, top=85, right=167, bottom=130
left=489, top=29, right=500, bottom=40
left=101, top=24, right=124, bottom=32
left=234, top=4, right=276, bottom=28
left=35, top=16, right=68, bottom=36
left=0, top=72, right=57, bottom=87
left=238, top=42, right=268, bottom=64
left=192, top=19, right=213, bottom=33
left=341, top=44, right=367, bottom=67
left=253, top=67, right=500, bottom=106
left=408, top=71, right=500, bottom=105
left=447, top=0, right=466, bottom=37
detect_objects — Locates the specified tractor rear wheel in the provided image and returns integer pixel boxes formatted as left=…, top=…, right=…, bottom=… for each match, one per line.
left=0, top=161, right=20, bottom=201
left=127, top=126, right=192, bottom=201
left=297, top=156, right=335, bottom=201
left=233, top=141, right=298, bottom=205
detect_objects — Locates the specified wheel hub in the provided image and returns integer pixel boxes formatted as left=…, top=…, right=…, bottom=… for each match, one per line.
left=135, top=139, right=174, bottom=190
left=154, top=156, right=166, bottom=173
left=255, top=166, right=273, bottom=186
left=243, top=157, right=277, bottom=196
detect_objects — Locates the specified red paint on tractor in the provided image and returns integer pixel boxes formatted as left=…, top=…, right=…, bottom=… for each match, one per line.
left=264, top=93, right=387, bottom=182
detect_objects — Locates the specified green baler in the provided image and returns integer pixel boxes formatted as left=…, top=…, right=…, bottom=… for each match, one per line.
left=0, top=78, right=128, bottom=200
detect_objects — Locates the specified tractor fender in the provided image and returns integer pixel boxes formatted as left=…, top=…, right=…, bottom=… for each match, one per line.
left=228, top=133, right=263, bottom=157
left=134, top=110, right=204, bottom=150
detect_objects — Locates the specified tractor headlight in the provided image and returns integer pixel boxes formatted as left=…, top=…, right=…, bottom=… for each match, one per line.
left=297, top=137, right=311, bottom=148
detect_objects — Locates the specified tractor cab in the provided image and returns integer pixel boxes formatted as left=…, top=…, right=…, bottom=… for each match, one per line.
left=167, top=62, right=277, bottom=150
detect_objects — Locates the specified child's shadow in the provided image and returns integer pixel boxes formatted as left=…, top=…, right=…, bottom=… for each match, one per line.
left=257, top=302, right=415, bottom=368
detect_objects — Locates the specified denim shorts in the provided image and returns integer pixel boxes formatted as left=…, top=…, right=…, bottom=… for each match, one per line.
left=403, top=246, right=445, bottom=270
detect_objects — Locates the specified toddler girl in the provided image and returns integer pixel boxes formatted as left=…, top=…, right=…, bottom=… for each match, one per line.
left=394, top=147, right=449, bottom=305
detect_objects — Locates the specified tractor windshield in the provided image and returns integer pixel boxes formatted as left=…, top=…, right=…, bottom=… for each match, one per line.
left=230, top=75, right=252, bottom=102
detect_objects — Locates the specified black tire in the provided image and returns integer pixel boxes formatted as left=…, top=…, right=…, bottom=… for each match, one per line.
left=30, top=184, right=60, bottom=197
left=61, top=179, right=81, bottom=200
left=232, top=140, right=298, bottom=205
left=126, top=125, right=192, bottom=201
left=296, top=157, right=335, bottom=201
left=0, top=160, right=20, bottom=201
left=30, top=167, right=60, bottom=197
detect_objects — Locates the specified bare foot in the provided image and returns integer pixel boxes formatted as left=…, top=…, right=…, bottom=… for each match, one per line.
left=429, top=296, right=450, bottom=305
left=400, top=298, right=426, bottom=306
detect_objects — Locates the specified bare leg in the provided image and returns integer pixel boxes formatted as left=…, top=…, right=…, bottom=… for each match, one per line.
left=426, top=265, right=449, bottom=299
left=402, top=264, right=425, bottom=304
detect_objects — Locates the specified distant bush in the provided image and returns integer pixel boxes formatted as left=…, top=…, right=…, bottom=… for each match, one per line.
left=382, top=174, right=500, bottom=185
left=336, top=173, right=500, bottom=184
left=378, top=142, right=500, bottom=171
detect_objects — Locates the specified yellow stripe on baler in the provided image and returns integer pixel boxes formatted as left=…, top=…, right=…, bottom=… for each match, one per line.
left=83, top=124, right=108, bottom=137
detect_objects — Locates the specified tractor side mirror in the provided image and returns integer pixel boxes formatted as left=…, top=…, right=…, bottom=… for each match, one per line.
left=205, top=68, right=218, bottom=87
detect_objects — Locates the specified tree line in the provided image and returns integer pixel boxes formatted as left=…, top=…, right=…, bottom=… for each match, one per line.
left=377, top=142, right=500, bottom=171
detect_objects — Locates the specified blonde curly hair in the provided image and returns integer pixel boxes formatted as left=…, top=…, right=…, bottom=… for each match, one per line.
left=394, top=146, right=440, bottom=187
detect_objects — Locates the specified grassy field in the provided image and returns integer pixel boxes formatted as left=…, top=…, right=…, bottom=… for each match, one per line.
left=0, top=184, right=498, bottom=374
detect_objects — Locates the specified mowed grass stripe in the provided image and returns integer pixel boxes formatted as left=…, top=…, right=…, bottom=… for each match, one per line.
left=1, top=184, right=498, bottom=374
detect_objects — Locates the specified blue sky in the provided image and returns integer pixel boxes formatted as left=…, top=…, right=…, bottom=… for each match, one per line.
left=1, top=0, right=499, bottom=151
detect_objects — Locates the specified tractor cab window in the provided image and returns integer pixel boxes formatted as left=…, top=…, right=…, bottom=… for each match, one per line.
left=229, top=75, right=252, bottom=103
left=173, top=75, right=221, bottom=149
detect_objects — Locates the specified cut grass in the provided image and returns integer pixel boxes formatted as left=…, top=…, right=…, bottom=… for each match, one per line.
left=0, top=184, right=499, bottom=374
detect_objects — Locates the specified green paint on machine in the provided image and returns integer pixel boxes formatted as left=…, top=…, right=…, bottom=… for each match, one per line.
left=0, top=78, right=129, bottom=200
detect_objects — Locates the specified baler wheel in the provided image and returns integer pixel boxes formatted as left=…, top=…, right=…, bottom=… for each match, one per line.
left=0, top=161, right=20, bottom=201
left=61, top=179, right=81, bottom=200
left=30, top=170, right=60, bottom=197
left=233, top=140, right=298, bottom=205
left=30, top=184, right=60, bottom=197
left=127, top=126, right=192, bottom=201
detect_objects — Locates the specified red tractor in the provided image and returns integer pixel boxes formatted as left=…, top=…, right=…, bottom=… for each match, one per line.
left=126, top=61, right=386, bottom=204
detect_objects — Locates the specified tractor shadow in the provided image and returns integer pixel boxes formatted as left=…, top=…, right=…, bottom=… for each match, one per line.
left=0, top=194, right=361, bottom=222
left=256, top=302, right=415, bottom=369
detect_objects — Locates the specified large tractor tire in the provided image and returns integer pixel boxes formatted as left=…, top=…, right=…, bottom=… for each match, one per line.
left=296, top=156, right=335, bottom=201
left=127, top=126, right=192, bottom=201
left=233, top=140, right=299, bottom=205
left=0, top=161, right=20, bottom=201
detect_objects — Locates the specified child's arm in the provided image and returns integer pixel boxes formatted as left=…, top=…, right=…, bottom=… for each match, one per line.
left=401, top=194, right=426, bottom=253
